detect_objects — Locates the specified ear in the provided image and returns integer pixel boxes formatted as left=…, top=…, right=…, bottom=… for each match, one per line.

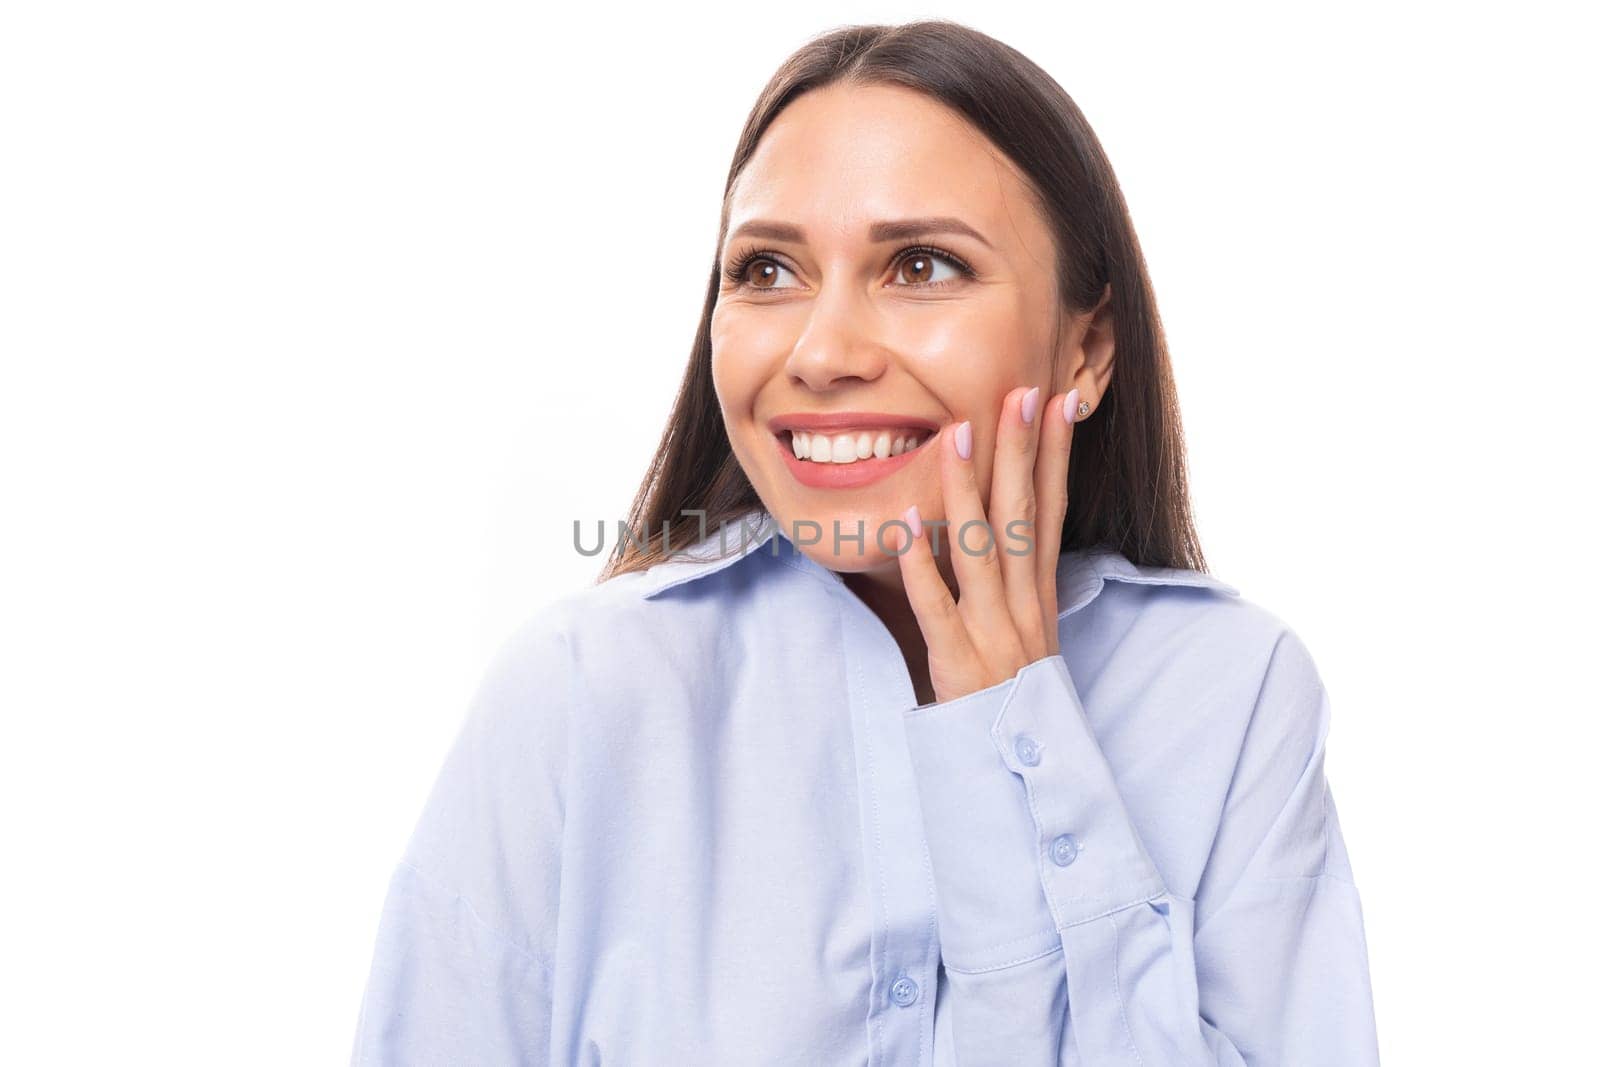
left=1052, top=283, right=1115, bottom=415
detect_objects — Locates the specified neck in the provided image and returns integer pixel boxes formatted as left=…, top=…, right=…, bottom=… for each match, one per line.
left=840, top=553, right=958, bottom=707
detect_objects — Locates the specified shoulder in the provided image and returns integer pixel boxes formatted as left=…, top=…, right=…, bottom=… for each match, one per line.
left=1070, top=548, right=1332, bottom=751
left=398, top=560, right=691, bottom=845
left=477, top=548, right=764, bottom=710
left=1069, top=552, right=1340, bottom=878
left=1069, top=549, right=1288, bottom=668
left=394, top=548, right=770, bottom=951
left=535, top=547, right=751, bottom=635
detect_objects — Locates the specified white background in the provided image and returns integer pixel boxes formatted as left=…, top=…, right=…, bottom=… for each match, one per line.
left=2, top=2, right=1594, bottom=1062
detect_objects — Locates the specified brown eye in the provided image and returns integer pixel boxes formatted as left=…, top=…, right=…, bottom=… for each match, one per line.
left=726, top=255, right=798, bottom=291
left=900, top=254, right=935, bottom=284
left=748, top=260, right=780, bottom=289
left=895, top=250, right=963, bottom=287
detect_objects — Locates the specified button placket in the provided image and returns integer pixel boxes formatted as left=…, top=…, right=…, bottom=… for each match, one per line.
left=837, top=587, right=939, bottom=1055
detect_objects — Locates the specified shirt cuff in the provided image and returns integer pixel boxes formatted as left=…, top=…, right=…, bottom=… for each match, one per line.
left=901, top=654, right=1169, bottom=972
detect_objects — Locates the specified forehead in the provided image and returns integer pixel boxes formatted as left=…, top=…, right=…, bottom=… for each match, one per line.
left=727, top=83, right=1040, bottom=247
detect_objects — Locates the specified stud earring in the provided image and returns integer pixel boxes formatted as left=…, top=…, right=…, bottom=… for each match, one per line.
left=1076, top=400, right=1091, bottom=419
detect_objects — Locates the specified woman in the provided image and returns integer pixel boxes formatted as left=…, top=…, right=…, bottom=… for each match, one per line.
left=351, top=20, right=1379, bottom=1066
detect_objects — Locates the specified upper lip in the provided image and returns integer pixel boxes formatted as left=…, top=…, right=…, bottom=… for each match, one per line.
left=767, top=411, right=943, bottom=435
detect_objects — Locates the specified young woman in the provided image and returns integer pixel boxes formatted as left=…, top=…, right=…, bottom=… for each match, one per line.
left=351, top=20, right=1379, bottom=1066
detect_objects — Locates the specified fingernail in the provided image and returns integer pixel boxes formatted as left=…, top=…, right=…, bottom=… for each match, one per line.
left=1063, top=388, right=1080, bottom=425
left=1021, top=386, right=1040, bottom=425
left=904, top=504, right=922, bottom=539
left=955, top=420, right=972, bottom=460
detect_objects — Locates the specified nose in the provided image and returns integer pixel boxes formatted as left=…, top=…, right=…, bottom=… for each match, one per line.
left=782, top=289, right=891, bottom=391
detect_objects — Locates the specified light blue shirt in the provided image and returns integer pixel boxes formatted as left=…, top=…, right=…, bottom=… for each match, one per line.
left=350, top=508, right=1380, bottom=1065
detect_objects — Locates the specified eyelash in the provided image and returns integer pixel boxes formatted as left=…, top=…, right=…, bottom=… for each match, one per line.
left=722, top=243, right=975, bottom=293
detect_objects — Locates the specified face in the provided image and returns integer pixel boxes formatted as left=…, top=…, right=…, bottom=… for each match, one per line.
left=710, top=82, right=1113, bottom=581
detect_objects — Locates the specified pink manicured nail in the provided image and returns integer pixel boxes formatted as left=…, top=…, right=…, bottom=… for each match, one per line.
left=1063, top=388, right=1080, bottom=425
left=955, top=420, right=972, bottom=459
left=904, top=504, right=922, bottom=539
left=1020, top=386, right=1040, bottom=425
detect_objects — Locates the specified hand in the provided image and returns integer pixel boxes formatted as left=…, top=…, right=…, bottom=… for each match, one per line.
left=893, top=385, right=1080, bottom=705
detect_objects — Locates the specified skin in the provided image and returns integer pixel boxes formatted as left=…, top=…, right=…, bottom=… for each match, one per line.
left=709, top=83, right=1117, bottom=706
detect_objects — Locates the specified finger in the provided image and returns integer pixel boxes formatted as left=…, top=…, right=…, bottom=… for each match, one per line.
left=893, top=503, right=973, bottom=666
left=991, top=385, right=1048, bottom=660
left=939, top=417, right=1026, bottom=669
left=1032, top=387, right=1080, bottom=655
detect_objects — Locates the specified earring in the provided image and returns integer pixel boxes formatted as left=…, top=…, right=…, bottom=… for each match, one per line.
left=1076, top=400, right=1091, bottom=419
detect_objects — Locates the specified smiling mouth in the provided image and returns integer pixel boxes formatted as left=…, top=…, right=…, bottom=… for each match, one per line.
left=780, top=427, right=931, bottom=465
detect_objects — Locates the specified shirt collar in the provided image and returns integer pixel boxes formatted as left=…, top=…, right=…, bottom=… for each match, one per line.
left=637, top=506, right=1238, bottom=615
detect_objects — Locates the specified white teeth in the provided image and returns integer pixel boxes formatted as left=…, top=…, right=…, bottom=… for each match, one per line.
left=788, top=429, right=927, bottom=465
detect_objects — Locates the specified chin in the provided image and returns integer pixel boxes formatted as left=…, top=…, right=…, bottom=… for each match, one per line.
left=802, top=541, right=900, bottom=574
left=766, top=499, right=920, bottom=570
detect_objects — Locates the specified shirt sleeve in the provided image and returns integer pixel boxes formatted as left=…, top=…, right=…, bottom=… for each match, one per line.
left=349, top=615, right=573, bottom=1066
left=900, top=631, right=1379, bottom=1066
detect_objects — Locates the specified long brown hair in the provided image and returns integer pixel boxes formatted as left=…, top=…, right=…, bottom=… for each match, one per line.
left=598, top=18, right=1210, bottom=583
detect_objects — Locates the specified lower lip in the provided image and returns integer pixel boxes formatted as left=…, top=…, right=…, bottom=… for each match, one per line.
left=774, top=431, right=934, bottom=489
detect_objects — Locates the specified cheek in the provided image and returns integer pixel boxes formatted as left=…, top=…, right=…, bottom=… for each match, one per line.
left=709, top=311, right=777, bottom=408
left=976, top=291, right=1051, bottom=377
left=906, top=301, right=1041, bottom=410
left=708, top=322, right=748, bottom=417
left=710, top=316, right=806, bottom=480
left=711, top=302, right=791, bottom=352
left=708, top=335, right=774, bottom=481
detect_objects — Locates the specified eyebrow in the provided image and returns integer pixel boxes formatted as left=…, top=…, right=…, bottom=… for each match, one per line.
left=722, top=216, right=994, bottom=257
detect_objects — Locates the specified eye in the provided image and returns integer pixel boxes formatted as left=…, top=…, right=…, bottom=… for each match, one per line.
left=894, top=249, right=965, bottom=286
left=724, top=253, right=801, bottom=292
left=722, top=243, right=976, bottom=295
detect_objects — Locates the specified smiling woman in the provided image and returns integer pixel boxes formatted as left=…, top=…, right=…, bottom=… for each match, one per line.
left=350, top=18, right=1380, bottom=1066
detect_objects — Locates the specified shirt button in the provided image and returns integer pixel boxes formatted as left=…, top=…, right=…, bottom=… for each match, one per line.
left=1013, top=734, right=1041, bottom=766
left=1049, top=833, right=1080, bottom=867
left=890, top=975, right=920, bottom=1007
